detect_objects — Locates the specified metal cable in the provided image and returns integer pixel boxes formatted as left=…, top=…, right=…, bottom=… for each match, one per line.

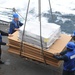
left=38, top=0, right=46, bottom=64
left=0, top=7, right=25, bottom=20
left=20, top=0, right=30, bottom=56
left=0, top=7, right=12, bottom=9
left=48, top=0, right=54, bottom=23
left=12, top=8, right=25, bottom=20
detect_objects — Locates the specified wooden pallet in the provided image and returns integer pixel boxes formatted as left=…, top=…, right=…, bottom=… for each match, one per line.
left=8, top=31, right=72, bottom=67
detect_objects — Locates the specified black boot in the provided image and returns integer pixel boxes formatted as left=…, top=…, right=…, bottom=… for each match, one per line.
left=0, top=45, right=4, bottom=64
left=0, top=60, right=4, bottom=64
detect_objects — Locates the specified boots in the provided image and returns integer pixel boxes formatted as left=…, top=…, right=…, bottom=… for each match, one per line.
left=0, top=57, right=4, bottom=64
left=0, top=60, right=4, bottom=64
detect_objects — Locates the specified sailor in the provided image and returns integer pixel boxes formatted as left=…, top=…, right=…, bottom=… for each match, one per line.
left=71, top=31, right=75, bottom=41
left=8, top=13, right=23, bottom=36
left=0, top=30, right=8, bottom=64
left=54, top=42, right=75, bottom=75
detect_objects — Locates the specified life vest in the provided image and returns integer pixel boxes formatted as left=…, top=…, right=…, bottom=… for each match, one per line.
left=64, top=50, right=75, bottom=71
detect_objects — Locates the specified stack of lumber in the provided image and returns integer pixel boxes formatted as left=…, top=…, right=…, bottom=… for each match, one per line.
left=8, top=31, right=72, bottom=67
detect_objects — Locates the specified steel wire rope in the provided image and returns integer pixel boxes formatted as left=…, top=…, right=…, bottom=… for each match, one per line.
left=38, top=0, right=46, bottom=64
left=20, top=0, right=30, bottom=56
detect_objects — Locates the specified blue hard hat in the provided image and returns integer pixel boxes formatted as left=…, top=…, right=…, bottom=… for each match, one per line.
left=66, top=42, right=75, bottom=50
left=13, top=13, right=19, bottom=18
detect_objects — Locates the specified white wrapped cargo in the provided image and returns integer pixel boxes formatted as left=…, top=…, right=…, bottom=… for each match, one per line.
left=18, top=21, right=61, bottom=49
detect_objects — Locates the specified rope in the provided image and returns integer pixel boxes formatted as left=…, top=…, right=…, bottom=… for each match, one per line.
left=48, top=0, right=54, bottom=23
left=38, top=0, right=46, bottom=64
left=20, top=0, right=30, bottom=56
left=12, top=8, right=25, bottom=20
left=0, top=7, right=25, bottom=20
left=0, top=7, right=12, bottom=10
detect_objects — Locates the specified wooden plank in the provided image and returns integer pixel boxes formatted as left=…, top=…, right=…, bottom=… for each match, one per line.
left=8, top=45, right=54, bottom=60
left=48, top=34, right=72, bottom=54
left=8, top=44, right=59, bottom=62
left=8, top=48, right=45, bottom=62
left=8, top=48, right=61, bottom=67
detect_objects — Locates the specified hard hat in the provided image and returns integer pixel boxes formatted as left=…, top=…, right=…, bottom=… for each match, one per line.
left=13, top=13, right=19, bottom=18
left=66, top=42, right=75, bottom=50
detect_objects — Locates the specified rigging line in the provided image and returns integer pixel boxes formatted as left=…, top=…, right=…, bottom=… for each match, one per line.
left=16, top=11, right=25, bottom=20
left=0, top=6, right=12, bottom=10
left=20, top=0, right=30, bottom=56
left=38, top=0, right=46, bottom=64
left=48, top=0, right=54, bottom=23
left=12, top=8, right=25, bottom=20
left=0, top=7, right=25, bottom=20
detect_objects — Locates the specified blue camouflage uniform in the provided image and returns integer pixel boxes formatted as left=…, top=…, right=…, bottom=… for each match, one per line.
left=9, top=20, right=23, bottom=34
left=8, top=13, right=23, bottom=34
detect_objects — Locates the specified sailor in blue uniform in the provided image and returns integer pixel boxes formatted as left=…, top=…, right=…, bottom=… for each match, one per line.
left=54, top=42, right=75, bottom=75
left=0, top=30, right=8, bottom=64
left=71, top=31, right=75, bottom=41
left=8, top=13, right=23, bottom=36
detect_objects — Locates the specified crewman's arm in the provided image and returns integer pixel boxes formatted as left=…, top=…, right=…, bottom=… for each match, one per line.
left=0, top=30, right=8, bottom=36
left=60, top=50, right=68, bottom=55
left=54, top=50, right=68, bottom=56
left=54, top=55, right=68, bottom=61
left=8, top=22, right=14, bottom=34
left=19, top=21, right=23, bottom=26
left=0, top=42, right=6, bottom=45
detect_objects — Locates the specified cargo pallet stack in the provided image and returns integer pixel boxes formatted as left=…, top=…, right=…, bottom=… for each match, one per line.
left=8, top=31, right=72, bottom=67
